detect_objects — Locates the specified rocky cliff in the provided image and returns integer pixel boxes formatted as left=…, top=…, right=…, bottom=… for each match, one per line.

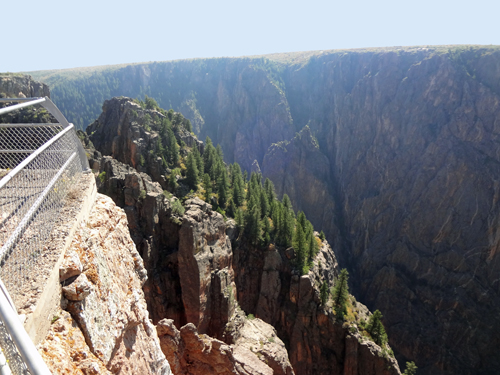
left=34, top=46, right=500, bottom=374
left=0, top=73, right=50, bottom=98
left=82, top=97, right=402, bottom=375
left=40, top=193, right=171, bottom=375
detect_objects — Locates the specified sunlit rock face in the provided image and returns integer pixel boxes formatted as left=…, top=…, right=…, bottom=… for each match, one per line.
left=41, top=194, right=171, bottom=375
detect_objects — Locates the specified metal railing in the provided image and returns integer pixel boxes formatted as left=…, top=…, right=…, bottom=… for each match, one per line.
left=0, top=97, right=90, bottom=375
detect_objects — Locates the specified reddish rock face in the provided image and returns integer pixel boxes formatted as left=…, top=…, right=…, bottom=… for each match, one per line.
left=177, top=197, right=236, bottom=338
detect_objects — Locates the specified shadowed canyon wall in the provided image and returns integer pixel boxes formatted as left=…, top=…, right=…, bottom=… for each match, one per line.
left=32, top=46, right=500, bottom=374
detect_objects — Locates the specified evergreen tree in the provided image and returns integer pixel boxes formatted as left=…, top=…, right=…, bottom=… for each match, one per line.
left=216, top=144, right=224, bottom=161
left=293, top=220, right=308, bottom=274
left=226, top=197, right=236, bottom=218
left=166, top=122, right=179, bottom=165
left=183, top=118, right=192, bottom=132
left=231, top=164, right=245, bottom=207
left=319, top=230, right=326, bottom=241
left=366, top=310, right=388, bottom=347
left=202, top=173, right=212, bottom=202
left=332, top=269, right=349, bottom=321
left=217, top=168, right=229, bottom=208
left=233, top=176, right=244, bottom=207
left=271, top=201, right=281, bottom=238
left=308, top=231, right=319, bottom=260
left=235, top=208, right=245, bottom=236
left=245, top=204, right=262, bottom=245
left=203, top=137, right=215, bottom=174
left=260, top=188, right=270, bottom=218
left=155, top=136, right=164, bottom=157
left=264, top=178, right=276, bottom=203
left=281, top=204, right=294, bottom=248
left=192, top=145, right=204, bottom=177
left=320, top=281, right=329, bottom=306
left=185, top=152, right=199, bottom=190
left=169, top=169, right=179, bottom=191
left=403, top=362, right=417, bottom=375
left=262, top=216, right=271, bottom=245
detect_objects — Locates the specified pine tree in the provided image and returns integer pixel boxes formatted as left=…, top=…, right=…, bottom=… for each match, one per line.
left=226, top=197, right=236, bottom=218
left=332, top=269, right=349, bottom=321
left=230, top=163, right=245, bottom=207
left=192, top=145, right=204, bottom=177
left=202, top=173, right=212, bottom=202
left=234, top=208, right=245, bottom=237
left=260, top=188, right=270, bottom=218
left=185, top=152, right=199, bottom=190
left=293, top=220, right=308, bottom=274
left=264, top=178, right=276, bottom=203
left=245, top=204, right=262, bottom=245
left=403, top=362, right=417, bottom=375
left=217, top=168, right=229, bottom=208
left=366, top=310, right=388, bottom=347
left=282, top=207, right=294, bottom=248
left=169, top=169, right=179, bottom=191
left=166, top=122, right=179, bottom=165
left=233, top=176, right=244, bottom=207
left=262, top=216, right=271, bottom=245
left=320, top=281, right=329, bottom=306
left=203, top=137, right=215, bottom=174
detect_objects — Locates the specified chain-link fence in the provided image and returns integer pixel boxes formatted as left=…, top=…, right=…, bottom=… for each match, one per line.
left=0, top=98, right=90, bottom=375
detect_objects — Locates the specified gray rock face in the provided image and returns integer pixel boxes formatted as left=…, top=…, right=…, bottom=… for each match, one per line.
left=280, top=49, right=500, bottom=374
left=0, top=74, right=50, bottom=98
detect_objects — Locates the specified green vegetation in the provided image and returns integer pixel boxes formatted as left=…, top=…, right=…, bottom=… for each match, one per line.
left=171, top=199, right=185, bottom=216
left=366, top=310, right=388, bottom=347
left=403, top=361, right=417, bottom=375
left=332, top=269, right=349, bottom=320
left=98, top=171, right=106, bottom=184
left=320, top=281, right=329, bottom=305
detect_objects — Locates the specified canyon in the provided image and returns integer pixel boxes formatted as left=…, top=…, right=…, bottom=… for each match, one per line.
left=9, top=45, right=500, bottom=373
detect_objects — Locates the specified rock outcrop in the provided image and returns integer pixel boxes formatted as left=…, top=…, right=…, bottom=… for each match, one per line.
left=0, top=74, right=50, bottom=98
left=87, top=97, right=202, bottom=188
left=40, top=194, right=171, bottom=375
left=157, top=313, right=295, bottom=375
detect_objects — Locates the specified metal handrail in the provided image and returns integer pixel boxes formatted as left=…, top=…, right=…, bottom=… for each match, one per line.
left=0, top=281, right=51, bottom=375
left=0, top=97, right=91, bottom=375
left=0, top=97, right=69, bottom=128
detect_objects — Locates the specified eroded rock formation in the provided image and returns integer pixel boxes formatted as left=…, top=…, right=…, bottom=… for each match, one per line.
left=40, top=194, right=171, bottom=375
left=0, top=74, right=50, bottom=98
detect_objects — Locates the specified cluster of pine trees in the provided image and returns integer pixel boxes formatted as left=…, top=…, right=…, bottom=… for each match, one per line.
left=172, top=134, right=321, bottom=274
left=135, top=99, right=397, bottom=362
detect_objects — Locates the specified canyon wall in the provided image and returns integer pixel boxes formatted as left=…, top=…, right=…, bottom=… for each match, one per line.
left=84, top=97, right=402, bottom=375
left=31, top=46, right=500, bottom=373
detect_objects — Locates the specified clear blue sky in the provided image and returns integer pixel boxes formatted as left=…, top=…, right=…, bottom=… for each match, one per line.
left=2, top=0, right=499, bottom=72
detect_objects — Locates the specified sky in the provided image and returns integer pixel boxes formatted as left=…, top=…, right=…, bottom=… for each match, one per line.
left=2, top=0, right=499, bottom=73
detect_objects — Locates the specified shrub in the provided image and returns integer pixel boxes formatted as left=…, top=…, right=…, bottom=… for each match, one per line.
left=171, top=199, right=185, bottom=216
left=98, top=171, right=106, bottom=184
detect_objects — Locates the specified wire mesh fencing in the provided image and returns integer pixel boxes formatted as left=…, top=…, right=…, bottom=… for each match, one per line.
left=0, top=98, right=90, bottom=375
left=0, top=124, right=85, bottom=298
left=0, top=124, right=62, bottom=171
